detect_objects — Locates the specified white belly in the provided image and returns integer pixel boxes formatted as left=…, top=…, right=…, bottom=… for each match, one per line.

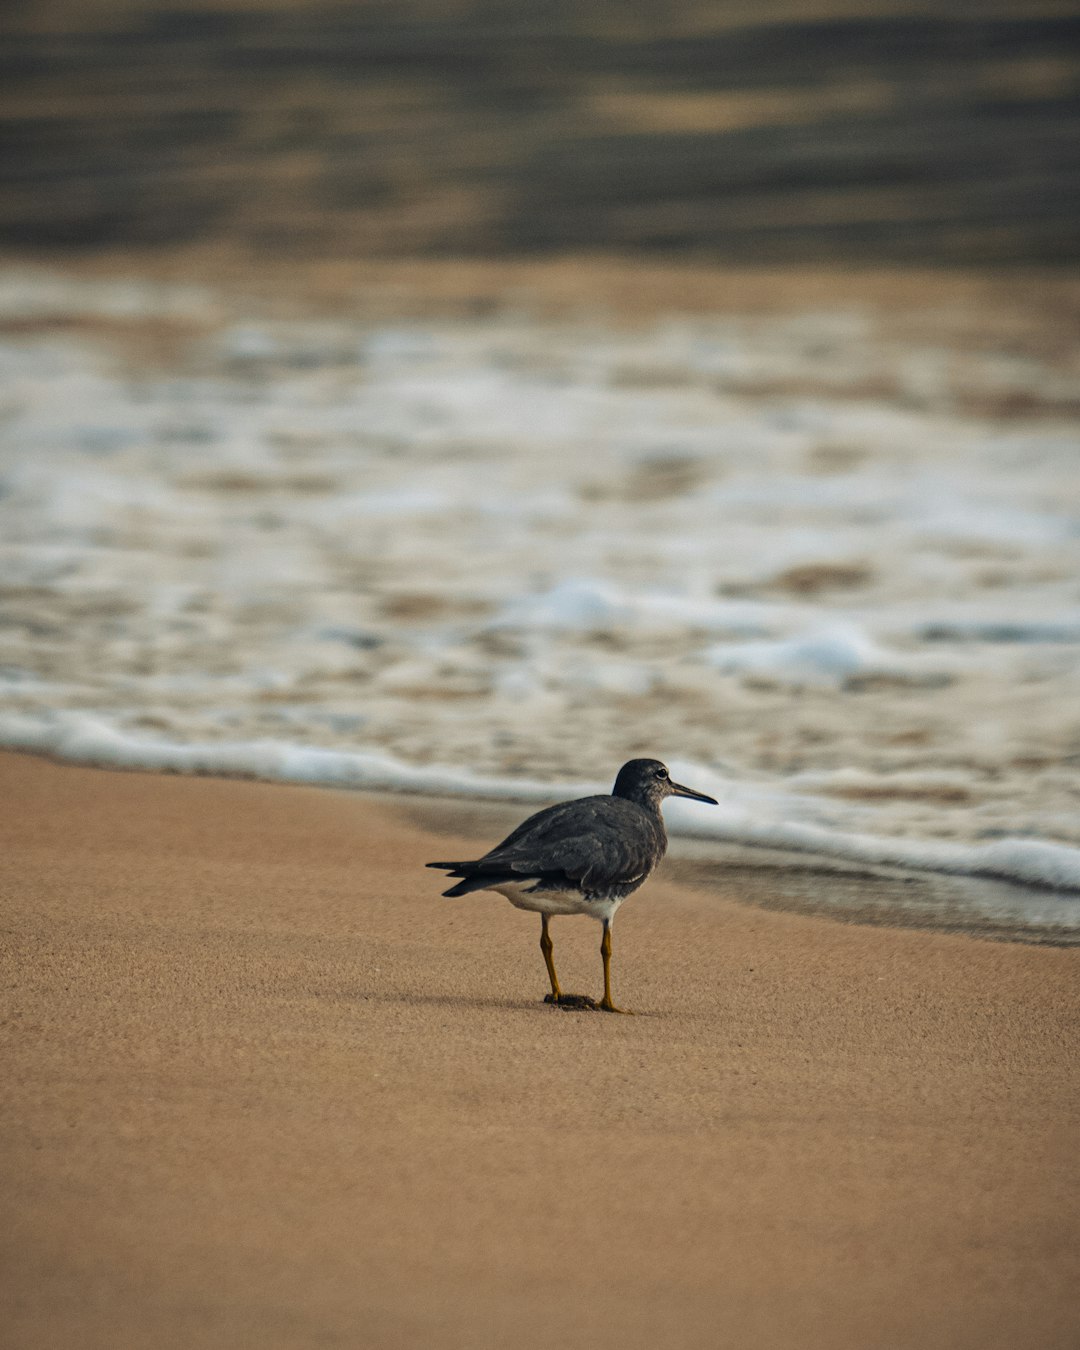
left=490, top=880, right=626, bottom=926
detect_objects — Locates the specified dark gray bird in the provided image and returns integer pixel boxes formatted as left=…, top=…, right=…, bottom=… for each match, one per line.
left=426, top=758, right=718, bottom=1012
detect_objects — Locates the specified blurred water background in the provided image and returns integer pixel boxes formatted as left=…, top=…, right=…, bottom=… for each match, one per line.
left=2, top=1, right=1079, bottom=918
left=4, top=2, right=1079, bottom=261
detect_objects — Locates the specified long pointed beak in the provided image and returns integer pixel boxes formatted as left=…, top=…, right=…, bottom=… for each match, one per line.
left=670, top=780, right=719, bottom=805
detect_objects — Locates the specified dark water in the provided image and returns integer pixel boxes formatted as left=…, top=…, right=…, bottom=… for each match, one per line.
left=667, top=852, right=1080, bottom=947
left=4, top=4, right=1078, bottom=262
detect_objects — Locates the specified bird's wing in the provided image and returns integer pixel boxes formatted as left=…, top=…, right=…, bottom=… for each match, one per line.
left=477, top=796, right=659, bottom=889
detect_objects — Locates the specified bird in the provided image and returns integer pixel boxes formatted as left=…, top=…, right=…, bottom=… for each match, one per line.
left=426, top=758, right=718, bottom=1013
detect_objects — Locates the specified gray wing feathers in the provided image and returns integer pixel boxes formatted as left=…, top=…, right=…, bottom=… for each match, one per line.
left=476, top=796, right=662, bottom=888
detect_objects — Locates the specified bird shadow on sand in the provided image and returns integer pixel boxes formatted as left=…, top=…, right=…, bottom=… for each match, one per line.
left=340, top=987, right=620, bottom=1015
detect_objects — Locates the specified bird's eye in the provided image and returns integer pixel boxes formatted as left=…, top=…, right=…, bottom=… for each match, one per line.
left=656, top=766, right=668, bottom=779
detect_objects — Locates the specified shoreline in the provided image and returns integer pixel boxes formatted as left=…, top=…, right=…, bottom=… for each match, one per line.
left=6, top=735, right=1080, bottom=944
left=2, top=749, right=1077, bottom=1349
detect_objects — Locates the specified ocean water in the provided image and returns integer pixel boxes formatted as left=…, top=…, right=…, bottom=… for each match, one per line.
left=1, top=268, right=1079, bottom=912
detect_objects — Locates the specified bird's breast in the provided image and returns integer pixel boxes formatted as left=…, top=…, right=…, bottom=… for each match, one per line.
left=491, top=880, right=633, bottom=926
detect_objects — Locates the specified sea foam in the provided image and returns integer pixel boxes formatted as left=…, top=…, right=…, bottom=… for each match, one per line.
left=1, top=267, right=1078, bottom=914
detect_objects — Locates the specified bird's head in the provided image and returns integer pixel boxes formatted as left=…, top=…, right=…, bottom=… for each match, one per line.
left=611, top=759, right=718, bottom=810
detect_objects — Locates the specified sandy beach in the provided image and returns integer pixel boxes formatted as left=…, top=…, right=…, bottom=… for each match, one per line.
left=2, top=749, right=1077, bottom=1349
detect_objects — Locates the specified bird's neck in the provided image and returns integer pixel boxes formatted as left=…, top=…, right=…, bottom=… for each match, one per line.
left=612, top=787, right=663, bottom=815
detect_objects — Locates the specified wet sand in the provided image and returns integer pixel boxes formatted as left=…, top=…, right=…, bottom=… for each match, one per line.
left=2, top=750, right=1077, bottom=1349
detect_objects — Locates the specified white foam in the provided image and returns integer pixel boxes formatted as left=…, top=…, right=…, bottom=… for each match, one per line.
left=0, top=711, right=596, bottom=804
left=703, top=623, right=958, bottom=689
left=2, top=268, right=1079, bottom=916
left=494, top=580, right=793, bottom=637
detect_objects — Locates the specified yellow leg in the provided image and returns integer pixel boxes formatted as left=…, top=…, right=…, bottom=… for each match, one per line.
left=541, top=916, right=597, bottom=1010
left=600, top=921, right=632, bottom=1014
left=540, top=914, right=561, bottom=1000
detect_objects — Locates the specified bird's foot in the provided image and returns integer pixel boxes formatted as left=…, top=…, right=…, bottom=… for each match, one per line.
left=544, top=992, right=599, bottom=1011
left=598, top=998, right=634, bottom=1015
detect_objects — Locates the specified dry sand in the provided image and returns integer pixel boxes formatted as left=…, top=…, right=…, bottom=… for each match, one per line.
left=2, top=750, right=1077, bottom=1349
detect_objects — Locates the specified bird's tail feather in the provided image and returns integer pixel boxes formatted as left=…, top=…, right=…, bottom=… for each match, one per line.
left=428, top=863, right=523, bottom=899
left=440, top=874, right=501, bottom=898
